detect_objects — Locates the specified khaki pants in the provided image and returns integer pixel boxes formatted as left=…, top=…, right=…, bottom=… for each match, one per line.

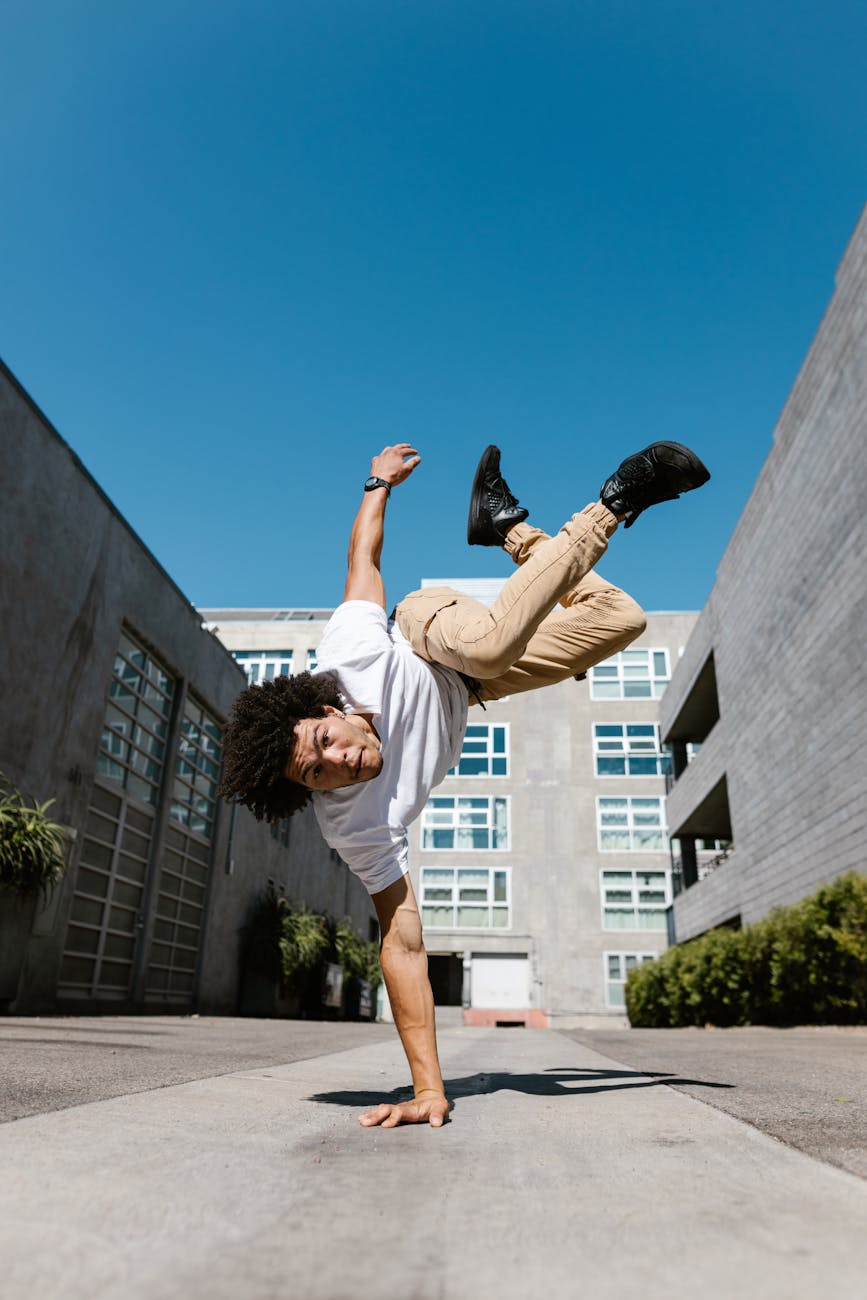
left=394, top=502, right=647, bottom=703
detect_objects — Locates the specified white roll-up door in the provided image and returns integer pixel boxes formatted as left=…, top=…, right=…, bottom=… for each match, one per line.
left=470, top=954, right=529, bottom=1009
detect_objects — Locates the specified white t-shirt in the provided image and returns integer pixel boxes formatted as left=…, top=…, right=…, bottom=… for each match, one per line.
left=311, top=600, right=469, bottom=895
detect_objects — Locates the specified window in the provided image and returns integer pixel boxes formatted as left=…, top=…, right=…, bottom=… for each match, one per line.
left=97, top=630, right=175, bottom=806
left=448, top=723, right=509, bottom=777
left=171, top=697, right=222, bottom=841
left=421, top=796, right=509, bottom=850
left=601, top=869, right=671, bottom=930
left=605, top=952, right=657, bottom=1006
left=233, top=650, right=293, bottom=683
left=420, top=866, right=510, bottom=929
left=597, top=797, right=668, bottom=851
left=593, top=723, right=671, bottom=777
left=306, top=648, right=319, bottom=673
left=589, top=648, right=670, bottom=699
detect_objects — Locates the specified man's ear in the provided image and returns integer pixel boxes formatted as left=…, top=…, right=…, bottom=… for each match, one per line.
left=322, top=704, right=344, bottom=717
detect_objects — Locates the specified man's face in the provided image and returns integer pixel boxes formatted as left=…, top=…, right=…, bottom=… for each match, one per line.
left=285, top=706, right=384, bottom=792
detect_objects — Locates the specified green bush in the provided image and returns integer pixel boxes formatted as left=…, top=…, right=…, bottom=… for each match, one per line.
left=623, top=955, right=669, bottom=1028
left=276, top=904, right=380, bottom=1000
left=763, top=874, right=867, bottom=1024
left=0, top=776, right=68, bottom=897
left=625, top=871, right=867, bottom=1027
left=279, top=905, right=330, bottom=983
left=335, top=919, right=382, bottom=989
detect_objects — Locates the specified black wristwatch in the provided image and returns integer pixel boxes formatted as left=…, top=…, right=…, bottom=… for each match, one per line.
left=364, top=476, right=391, bottom=496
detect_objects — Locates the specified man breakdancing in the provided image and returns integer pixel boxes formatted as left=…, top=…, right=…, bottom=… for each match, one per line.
left=220, top=441, right=709, bottom=1128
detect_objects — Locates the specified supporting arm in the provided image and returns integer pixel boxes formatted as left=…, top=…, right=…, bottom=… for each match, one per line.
left=360, top=876, right=450, bottom=1129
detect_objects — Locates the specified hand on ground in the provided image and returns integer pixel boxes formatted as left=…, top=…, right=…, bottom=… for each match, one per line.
left=358, top=1092, right=450, bottom=1129
left=371, top=443, right=422, bottom=487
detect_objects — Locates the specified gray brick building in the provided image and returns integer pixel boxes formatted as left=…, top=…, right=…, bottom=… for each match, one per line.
left=0, top=360, right=374, bottom=1015
left=662, top=206, right=867, bottom=942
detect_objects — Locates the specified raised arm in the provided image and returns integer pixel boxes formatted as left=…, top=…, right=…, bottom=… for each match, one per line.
left=343, top=443, right=422, bottom=608
left=360, top=875, right=450, bottom=1129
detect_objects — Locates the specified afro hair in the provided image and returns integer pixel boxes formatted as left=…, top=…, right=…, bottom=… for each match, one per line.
left=218, top=670, right=343, bottom=821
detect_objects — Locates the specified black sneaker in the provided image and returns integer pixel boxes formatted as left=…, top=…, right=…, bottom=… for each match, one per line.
left=600, top=441, right=710, bottom=529
left=467, top=445, right=529, bottom=546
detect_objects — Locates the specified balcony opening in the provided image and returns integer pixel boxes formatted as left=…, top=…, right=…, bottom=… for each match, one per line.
left=665, top=653, right=720, bottom=782
left=670, top=774, right=733, bottom=891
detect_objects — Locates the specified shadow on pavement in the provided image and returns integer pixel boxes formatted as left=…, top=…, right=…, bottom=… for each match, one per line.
left=309, top=1065, right=735, bottom=1110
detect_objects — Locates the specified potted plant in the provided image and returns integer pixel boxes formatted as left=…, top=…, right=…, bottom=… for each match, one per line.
left=279, top=903, right=330, bottom=1017
left=335, top=919, right=382, bottom=1019
left=0, top=775, right=69, bottom=1005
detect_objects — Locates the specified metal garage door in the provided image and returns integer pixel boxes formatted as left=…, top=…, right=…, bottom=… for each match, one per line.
left=59, top=633, right=222, bottom=1008
left=57, top=783, right=155, bottom=1001
left=470, top=954, right=529, bottom=1009
left=144, top=695, right=221, bottom=1004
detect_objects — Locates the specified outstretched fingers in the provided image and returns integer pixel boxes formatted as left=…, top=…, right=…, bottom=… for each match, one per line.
left=358, top=1095, right=450, bottom=1129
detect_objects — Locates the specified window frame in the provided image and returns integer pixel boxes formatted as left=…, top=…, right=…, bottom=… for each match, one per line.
left=421, top=794, right=511, bottom=852
left=447, top=722, right=510, bottom=779
left=170, top=694, right=223, bottom=843
left=97, top=629, right=176, bottom=808
left=232, top=650, right=294, bottom=683
left=599, top=868, right=672, bottom=931
left=596, top=795, right=669, bottom=852
left=419, top=865, right=511, bottom=930
left=592, top=722, right=671, bottom=778
left=603, top=950, right=657, bottom=1007
left=588, top=647, right=670, bottom=700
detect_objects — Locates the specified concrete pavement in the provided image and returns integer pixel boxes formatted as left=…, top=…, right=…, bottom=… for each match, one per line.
left=2, top=1018, right=867, bottom=1299
left=565, top=1024, right=867, bottom=1180
left=0, top=1015, right=393, bottom=1122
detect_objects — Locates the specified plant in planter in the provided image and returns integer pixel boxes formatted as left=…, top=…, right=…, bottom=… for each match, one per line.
left=0, top=775, right=68, bottom=898
left=279, top=904, right=330, bottom=1015
left=0, top=776, right=69, bottom=1006
left=335, top=919, right=382, bottom=1017
left=363, top=940, right=383, bottom=991
left=335, top=919, right=368, bottom=982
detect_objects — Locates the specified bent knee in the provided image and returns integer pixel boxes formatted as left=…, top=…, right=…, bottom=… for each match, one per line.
left=462, top=643, right=518, bottom=681
left=603, top=591, right=646, bottom=648
left=621, top=596, right=647, bottom=639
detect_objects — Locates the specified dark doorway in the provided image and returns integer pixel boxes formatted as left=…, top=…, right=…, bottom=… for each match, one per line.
left=427, top=954, right=463, bottom=1005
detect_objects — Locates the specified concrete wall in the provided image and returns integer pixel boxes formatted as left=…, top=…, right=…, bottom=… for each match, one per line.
left=0, top=359, right=373, bottom=1014
left=662, top=207, right=867, bottom=940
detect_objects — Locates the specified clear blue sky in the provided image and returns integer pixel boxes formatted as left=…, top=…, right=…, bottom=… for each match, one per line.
left=2, top=1, right=865, bottom=612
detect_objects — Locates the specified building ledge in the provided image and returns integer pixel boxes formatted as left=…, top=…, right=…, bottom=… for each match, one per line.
left=672, top=851, right=742, bottom=943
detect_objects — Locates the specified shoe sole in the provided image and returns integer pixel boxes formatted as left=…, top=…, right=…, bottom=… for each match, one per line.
left=467, top=444, right=500, bottom=544
left=645, top=440, right=711, bottom=490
